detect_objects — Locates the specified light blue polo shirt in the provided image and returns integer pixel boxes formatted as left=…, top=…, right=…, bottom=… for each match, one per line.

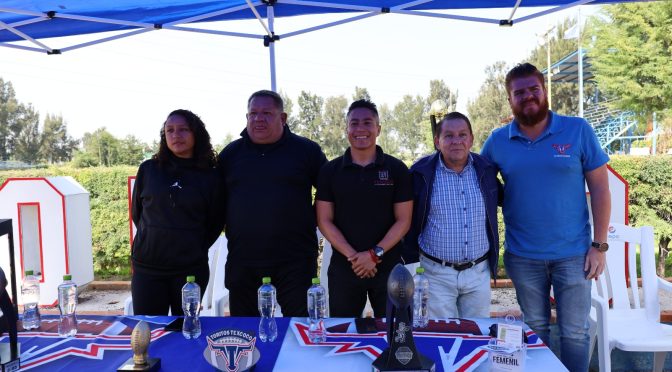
left=481, top=111, right=609, bottom=260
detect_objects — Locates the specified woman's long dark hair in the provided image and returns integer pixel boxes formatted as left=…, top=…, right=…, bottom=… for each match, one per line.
left=153, top=109, right=217, bottom=169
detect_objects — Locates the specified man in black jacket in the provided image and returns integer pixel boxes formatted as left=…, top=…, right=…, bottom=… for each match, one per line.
left=219, top=90, right=327, bottom=317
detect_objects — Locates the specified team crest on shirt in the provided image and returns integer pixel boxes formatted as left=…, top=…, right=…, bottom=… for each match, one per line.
left=552, top=144, right=571, bottom=158
left=374, top=170, right=394, bottom=186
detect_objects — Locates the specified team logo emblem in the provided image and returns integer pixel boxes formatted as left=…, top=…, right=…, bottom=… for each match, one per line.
left=395, top=346, right=413, bottom=365
left=608, top=225, right=616, bottom=233
left=203, top=329, right=259, bottom=372
left=552, top=144, right=572, bottom=156
left=374, top=170, right=394, bottom=186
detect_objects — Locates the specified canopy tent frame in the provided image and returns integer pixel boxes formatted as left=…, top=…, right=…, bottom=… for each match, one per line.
left=0, top=0, right=611, bottom=90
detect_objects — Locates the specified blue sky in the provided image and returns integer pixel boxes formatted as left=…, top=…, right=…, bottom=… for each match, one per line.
left=0, top=5, right=597, bottom=145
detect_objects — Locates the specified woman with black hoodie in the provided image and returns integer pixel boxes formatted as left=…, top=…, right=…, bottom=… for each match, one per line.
left=131, top=109, right=224, bottom=315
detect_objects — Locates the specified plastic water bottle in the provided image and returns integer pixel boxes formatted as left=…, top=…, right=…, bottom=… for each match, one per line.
left=307, top=277, right=328, bottom=343
left=257, top=277, right=277, bottom=342
left=182, top=275, right=201, bottom=339
left=413, top=267, right=430, bottom=328
left=21, top=270, right=41, bottom=330
left=58, top=274, right=78, bottom=337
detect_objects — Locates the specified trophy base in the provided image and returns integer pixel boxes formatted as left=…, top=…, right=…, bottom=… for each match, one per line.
left=0, top=342, right=20, bottom=372
left=117, top=357, right=161, bottom=371
left=372, top=349, right=435, bottom=372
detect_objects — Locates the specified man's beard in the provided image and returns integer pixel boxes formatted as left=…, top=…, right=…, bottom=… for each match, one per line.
left=513, top=98, right=549, bottom=128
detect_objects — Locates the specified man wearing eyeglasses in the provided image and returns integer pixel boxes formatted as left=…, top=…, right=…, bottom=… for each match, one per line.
left=404, top=111, right=501, bottom=320
left=218, top=90, right=327, bottom=317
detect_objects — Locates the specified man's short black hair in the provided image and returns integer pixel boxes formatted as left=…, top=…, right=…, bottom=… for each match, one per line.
left=505, top=63, right=546, bottom=95
left=347, top=99, right=379, bottom=119
left=248, top=90, right=284, bottom=111
left=436, top=111, right=473, bottom=137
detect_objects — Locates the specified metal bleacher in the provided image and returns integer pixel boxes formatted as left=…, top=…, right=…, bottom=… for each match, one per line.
left=543, top=48, right=644, bottom=155
left=584, top=102, right=640, bottom=154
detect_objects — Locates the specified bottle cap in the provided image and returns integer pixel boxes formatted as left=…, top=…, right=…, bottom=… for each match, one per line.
left=311, top=277, right=320, bottom=285
left=63, top=274, right=72, bottom=280
left=25, top=270, right=33, bottom=276
left=262, top=277, right=271, bottom=284
left=186, top=275, right=196, bottom=283
left=416, top=267, right=425, bottom=274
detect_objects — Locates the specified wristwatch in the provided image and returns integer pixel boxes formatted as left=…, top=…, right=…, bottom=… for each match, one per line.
left=591, top=241, right=609, bottom=252
left=372, top=246, right=385, bottom=262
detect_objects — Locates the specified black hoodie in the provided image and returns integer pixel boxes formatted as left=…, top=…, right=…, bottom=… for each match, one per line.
left=131, top=155, right=224, bottom=274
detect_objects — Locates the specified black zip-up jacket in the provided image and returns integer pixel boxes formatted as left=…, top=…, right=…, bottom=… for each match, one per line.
left=131, top=155, right=224, bottom=273
left=403, top=152, right=501, bottom=279
left=218, top=126, right=327, bottom=266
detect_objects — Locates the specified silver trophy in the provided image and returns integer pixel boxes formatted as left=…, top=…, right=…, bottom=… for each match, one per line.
left=372, top=264, right=435, bottom=372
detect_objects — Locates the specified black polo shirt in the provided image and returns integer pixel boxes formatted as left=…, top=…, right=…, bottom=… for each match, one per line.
left=316, top=146, right=413, bottom=270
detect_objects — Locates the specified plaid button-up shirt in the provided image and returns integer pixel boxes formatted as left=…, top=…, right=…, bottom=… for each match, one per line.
left=418, top=154, right=489, bottom=263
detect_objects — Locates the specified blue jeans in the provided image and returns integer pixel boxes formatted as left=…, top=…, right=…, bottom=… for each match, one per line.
left=504, top=251, right=591, bottom=372
left=420, top=255, right=491, bottom=319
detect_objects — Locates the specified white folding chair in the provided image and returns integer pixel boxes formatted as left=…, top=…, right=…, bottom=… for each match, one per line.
left=590, top=222, right=672, bottom=372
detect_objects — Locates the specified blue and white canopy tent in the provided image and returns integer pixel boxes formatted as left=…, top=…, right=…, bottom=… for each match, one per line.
left=0, top=0, right=647, bottom=91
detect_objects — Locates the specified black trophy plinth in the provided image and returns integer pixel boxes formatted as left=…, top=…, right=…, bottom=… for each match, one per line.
left=117, top=358, right=161, bottom=371
left=0, top=219, right=20, bottom=372
left=372, top=264, right=434, bottom=372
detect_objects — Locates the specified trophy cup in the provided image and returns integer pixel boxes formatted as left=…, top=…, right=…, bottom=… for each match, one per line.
left=118, top=320, right=161, bottom=371
left=372, top=264, right=434, bottom=372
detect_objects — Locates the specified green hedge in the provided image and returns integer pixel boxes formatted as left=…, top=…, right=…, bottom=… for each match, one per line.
left=1, top=156, right=671, bottom=278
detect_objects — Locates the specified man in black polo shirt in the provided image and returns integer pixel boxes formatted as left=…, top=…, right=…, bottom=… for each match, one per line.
left=219, top=90, right=327, bottom=317
left=316, top=99, right=413, bottom=318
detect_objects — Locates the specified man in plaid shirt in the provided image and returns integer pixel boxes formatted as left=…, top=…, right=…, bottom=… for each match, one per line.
left=404, top=112, right=501, bottom=319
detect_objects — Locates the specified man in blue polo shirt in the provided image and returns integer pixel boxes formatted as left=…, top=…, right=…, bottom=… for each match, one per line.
left=481, top=63, right=611, bottom=372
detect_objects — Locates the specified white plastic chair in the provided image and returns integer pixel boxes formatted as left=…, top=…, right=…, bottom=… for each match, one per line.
left=124, top=235, right=230, bottom=316
left=589, top=222, right=672, bottom=372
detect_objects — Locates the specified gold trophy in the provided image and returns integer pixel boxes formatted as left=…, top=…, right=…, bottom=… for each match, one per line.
left=118, top=320, right=161, bottom=371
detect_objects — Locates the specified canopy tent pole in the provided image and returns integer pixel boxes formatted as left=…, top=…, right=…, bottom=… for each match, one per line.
left=577, top=9, right=584, bottom=117
left=268, top=3, right=277, bottom=92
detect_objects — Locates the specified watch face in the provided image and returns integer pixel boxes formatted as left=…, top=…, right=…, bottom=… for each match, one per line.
left=593, top=242, right=609, bottom=252
left=374, top=246, right=384, bottom=257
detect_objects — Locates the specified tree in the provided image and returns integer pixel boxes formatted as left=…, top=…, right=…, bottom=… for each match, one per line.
left=0, top=78, right=23, bottom=160
left=117, top=135, right=146, bottom=165
left=467, top=61, right=512, bottom=149
left=589, top=2, right=672, bottom=115
left=321, top=95, right=348, bottom=159
left=294, top=91, right=324, bottom=143
left=352, top=87, right=371, bottom=101
left=279, top=91, right=298, bottom=130
left=216, top=133, right=235, bottom=152
left=41, top=113, right=79, bottom=163
left=81, top=128, right=120, bottom=167
left=388, top=95, right=427, bottom=162
left=427, top=79, right=458, bottom=113
left=378, top=103, right=401, bottom=157
left=13, top=104, right=42, bottom=163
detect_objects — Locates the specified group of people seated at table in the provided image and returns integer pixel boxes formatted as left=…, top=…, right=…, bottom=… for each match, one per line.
left=131, top=62, right=611, bottom=372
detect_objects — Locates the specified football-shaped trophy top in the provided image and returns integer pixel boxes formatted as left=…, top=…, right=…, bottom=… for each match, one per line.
left=387, top=264, right=414, bottom=308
